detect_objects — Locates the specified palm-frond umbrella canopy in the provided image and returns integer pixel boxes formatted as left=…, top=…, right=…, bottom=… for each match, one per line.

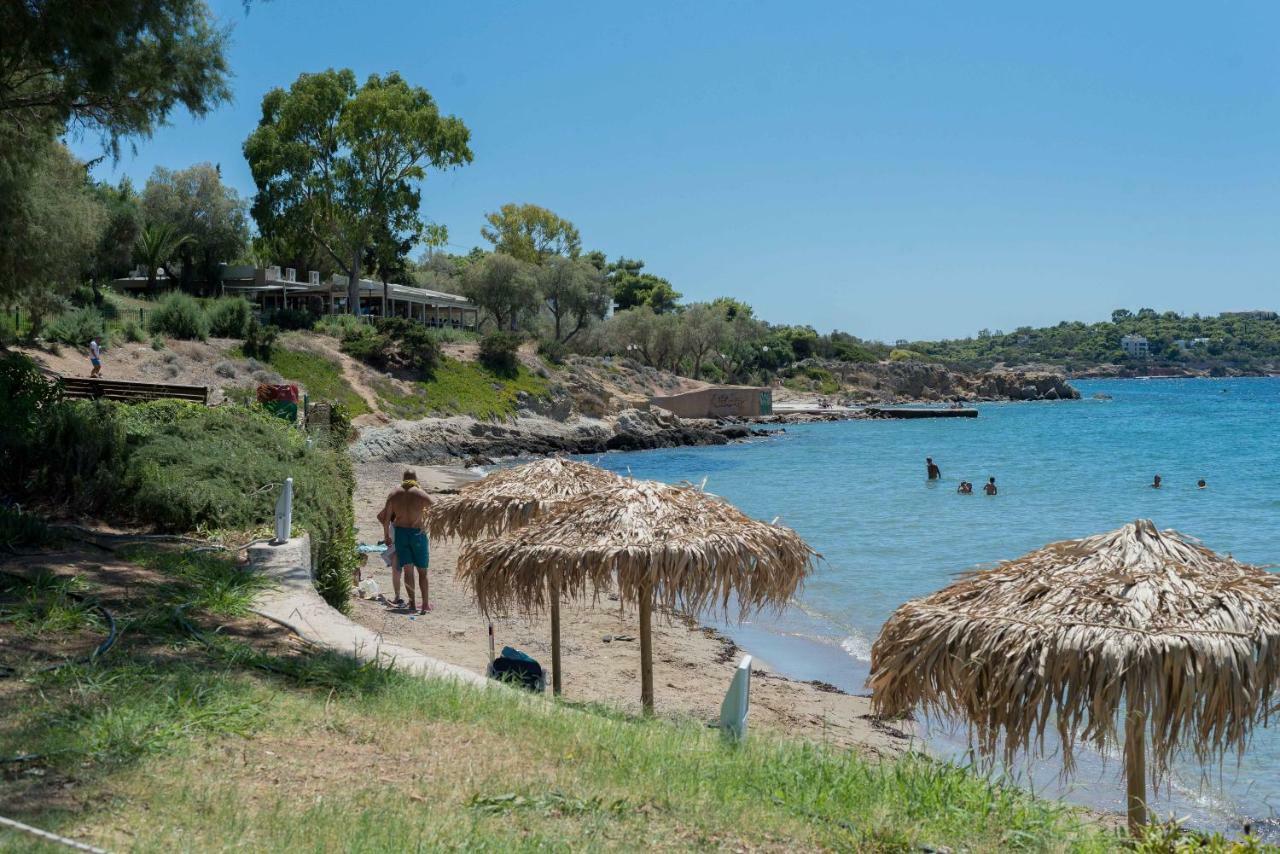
left=459, top=478, right=818, bottom=713
left=425, top=458, right=623, bottom=694
left=869, top=520, right=1280, bottom=835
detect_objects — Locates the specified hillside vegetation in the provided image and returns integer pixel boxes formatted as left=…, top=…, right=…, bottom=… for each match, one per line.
left=904, top=309, right=1280, bottom=373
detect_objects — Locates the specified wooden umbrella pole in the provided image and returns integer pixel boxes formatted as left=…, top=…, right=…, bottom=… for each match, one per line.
left=550, top=573, right=562, bottom=696
left=1124, top=706, right=1147, bottom=836
left=639, top=584, right=654, bottom=714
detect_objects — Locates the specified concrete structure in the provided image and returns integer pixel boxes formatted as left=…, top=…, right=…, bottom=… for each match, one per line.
left=650, top=386, right=772, bottom=418
left=248, top=535, right=486, bottom=687
left=1121, top=334, right=1150, bottom=359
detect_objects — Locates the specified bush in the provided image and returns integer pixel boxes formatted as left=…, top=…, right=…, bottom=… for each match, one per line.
left=265, top=307, right=317, bottom=331
left=46, top=307, right=108, bottom=347
left=479, top=331, right=521, bottom=377
left=69, top=284, right=97, bottom=308
left=315, top=314, right=363, bottom=339
left=207, top=297, right=253, bottom=338
left=537, top=337, right=567, bottom=365
left=242, top=317, right=279, bottom=361
left=889, top=348, right=929, bottom=362
left=339, top=318, right=440, bottom=378
left=148, top=293, right=208, bottom=341
left=7, top=399, right=357, bottom=612
left=0, top=351, right=63, bottom=485
left=120, top=319, right=145, bottom=343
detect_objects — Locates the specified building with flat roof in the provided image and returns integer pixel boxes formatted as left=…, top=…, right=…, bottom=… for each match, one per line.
left=1120, top=334, right=1149, bottom=358
left=114, top=264, right=479, bottom=329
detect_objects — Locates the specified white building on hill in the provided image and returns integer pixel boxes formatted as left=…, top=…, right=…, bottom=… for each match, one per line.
left=1120, top=334, right=1149, bottom=358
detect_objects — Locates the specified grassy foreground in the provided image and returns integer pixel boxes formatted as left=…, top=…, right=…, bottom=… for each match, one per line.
left=375, top=356, right=551, bottom=420
left=0, top=545, right=1125, bottom=853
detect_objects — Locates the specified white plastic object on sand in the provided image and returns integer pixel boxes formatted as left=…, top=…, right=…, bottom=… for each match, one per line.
left=719, top=654, right=752, bottom=742
left=357, top=578, right=379, bottom=599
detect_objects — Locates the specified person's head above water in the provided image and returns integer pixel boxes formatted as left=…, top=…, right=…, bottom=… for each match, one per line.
left=988, top=477, right=995, bottom=484
left=926, top=457, right=933, bottom=463
left=1198, top=479, right=1207, bottom=489
left=1153, top=474, right=1162, bottom=487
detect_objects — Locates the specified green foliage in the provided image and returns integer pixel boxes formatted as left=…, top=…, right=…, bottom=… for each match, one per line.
left=375, top=357, right=549, bottom=421
left=242, top=317, right=278, bottom=361
left=0, top=505, right=61, bottom=550
left=119, top=318, right=145, bottom=343
left=314, top=314, right=364, bottom=339
left=46, top=307, right=108, bottom=346
left=147, top=292, right=208, bottom=340
left=132, top=221, right=192, bottom=291
left=0, top=350, right=63, bottom=479
left=339, top=317, right=440, bottom=378
left=264, top=307, right=317, bottom=331
left=4, top=400, right=357, bottom=613
left=460, top=251, right=539, bottom=331
left=478, top=331, right=521, bottom=377
left=537, top=337, right=567, bottom=365
left=890, top=348, right=929, bottom=362
left=244, top=69, right=472, bottom=314
left=206, top=297, right=252, bottom=338
left=119, top=544, right=269, bottom=618
left=608, top=257, right=682, bottom=314
left=537, top=255, right=611, bottom=342
left=481, top=202, right=581, bottom=264
left=141, top=164, right=248, bottom=289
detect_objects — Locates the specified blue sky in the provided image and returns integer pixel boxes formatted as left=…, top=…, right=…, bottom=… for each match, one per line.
left=74, top=1, right=1280, bottom=341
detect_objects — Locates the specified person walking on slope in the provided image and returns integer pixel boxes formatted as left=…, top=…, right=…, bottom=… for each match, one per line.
left=88, top=337, right=102, bottom=378
left=377, top=469, right=434, bottom=615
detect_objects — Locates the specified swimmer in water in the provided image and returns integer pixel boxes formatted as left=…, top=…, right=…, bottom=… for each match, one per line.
left=1152, top=474, right=1162, bottom=489
left=983, top=477, right=997, bottom=496
left=926, top=457, right=941, bottom=480
left=956, top=481, right=972, bottom=494
left=1198, top=479, right=1207, bottom=489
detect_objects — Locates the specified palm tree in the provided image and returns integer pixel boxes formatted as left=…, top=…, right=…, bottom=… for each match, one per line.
left=133, top=223, right=192, bottom=292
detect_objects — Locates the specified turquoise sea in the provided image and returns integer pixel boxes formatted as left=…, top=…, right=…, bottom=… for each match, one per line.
left=584, top=377, right=1280, bottom=838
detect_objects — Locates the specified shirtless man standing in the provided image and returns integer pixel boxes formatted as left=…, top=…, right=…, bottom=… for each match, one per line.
left=377, top=469, right=434, bottom=614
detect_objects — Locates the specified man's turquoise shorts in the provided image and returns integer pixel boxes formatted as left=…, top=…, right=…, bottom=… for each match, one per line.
left=394, top=527, right=429, bottom=569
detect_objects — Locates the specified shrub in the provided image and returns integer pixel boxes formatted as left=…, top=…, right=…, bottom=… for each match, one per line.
left=315, top=314, right=363, bottom=339
left=8, top=399, right=357, bottom=613
left=148, top=293, right=208, bottom=341
left=242, top=317, right=279, bottom=361
left=207, top=297, right=253, bottom=338
left=0, top=351, right=63, bottom=486
left=265, top=307, right=316, bottom=331
left=889, top=348, right=929, bottom=362
left=46, top=307, right=108, bottom=347
left=479, top=331, right=521, bottom=377
left=537, top=337, right=567, bottom=365
left=69, top=284, right=97, bottom=308
left=120, top=319, right=145, bottom=343
left=339, top=318, right=440, bottom=378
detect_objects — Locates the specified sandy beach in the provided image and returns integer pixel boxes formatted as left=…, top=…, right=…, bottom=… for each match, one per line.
left=349, top=460, right=911, bottom=758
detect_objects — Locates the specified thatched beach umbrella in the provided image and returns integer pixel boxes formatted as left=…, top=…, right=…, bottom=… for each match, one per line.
left=869, top=520, right=1280, bottom=835
left=459, top=478, right=818, bottom=713
left=425, top=458, right=623, bottom=695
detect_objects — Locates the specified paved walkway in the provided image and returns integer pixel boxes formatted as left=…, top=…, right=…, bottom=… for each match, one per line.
left=248, top=537, right=487, bottom=687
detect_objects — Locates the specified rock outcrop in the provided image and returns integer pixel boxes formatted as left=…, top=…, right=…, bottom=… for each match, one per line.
left=350, top=408, right=739, bottom=465
left=784, top=359, right=1080, bottom=403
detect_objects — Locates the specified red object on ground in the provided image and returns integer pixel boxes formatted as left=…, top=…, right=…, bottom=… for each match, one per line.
left=256, top=383, right=300, bottom=403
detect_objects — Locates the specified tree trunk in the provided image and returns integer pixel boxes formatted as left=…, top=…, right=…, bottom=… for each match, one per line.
left=347, top=247, right=363, bottom=315
left=1124, top=707, right=1147, bottom=836
left=550, top=573, right=562, bottom=696
left=639, top=583, right=654, bottom=714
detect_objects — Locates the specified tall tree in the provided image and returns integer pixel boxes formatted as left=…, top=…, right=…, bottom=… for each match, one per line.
left=536, top=256, right=611, bottom=343
left=606, top=307, right=681, bottom=372
left=609, top=257, right=681, bottom=313
left=481, top=203, right=580, bottom=265
left=460, top=252, right=537, bottom=331
left=244, top=69, right=471, bottom=314
left=678, top=302, right=731, bottom=380
left=0, top=0, right=231, bottom=153
left=133, top=222, right=192, bottom=292
left=89, top=178, right=142, bottom=288
left=141, top=163, right=247, bottom=292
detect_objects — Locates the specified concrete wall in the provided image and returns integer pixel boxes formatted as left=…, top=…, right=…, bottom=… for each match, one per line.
left=650, top=387, right=772, bottom=418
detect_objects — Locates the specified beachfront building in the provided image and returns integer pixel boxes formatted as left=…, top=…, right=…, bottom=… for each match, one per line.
left=114, top=265, right=479, bottom=329
left=1120, top=334, right=1149, bottom=359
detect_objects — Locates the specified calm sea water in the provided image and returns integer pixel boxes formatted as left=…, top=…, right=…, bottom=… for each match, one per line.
left=582, top=377, right=1280, bottom=837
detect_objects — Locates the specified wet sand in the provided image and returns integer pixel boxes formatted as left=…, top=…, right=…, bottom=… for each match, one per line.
left=349, top=461, right=912, bottom=757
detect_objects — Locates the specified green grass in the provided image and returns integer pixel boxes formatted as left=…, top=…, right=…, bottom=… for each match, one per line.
left=116, top=544, right=269, bottom=617
left=374, top=356, right=551, bottom=420
left=0, top=571, right=97, bottom=636
left=231, top=343, right=371, bottom=417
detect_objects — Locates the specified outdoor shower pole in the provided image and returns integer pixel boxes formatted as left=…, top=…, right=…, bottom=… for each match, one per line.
left=1124, top=706, right=1147, bottom=835
left=550, top=573, right=562, bottom=696
left=639, top=584, right=654, bottom=714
